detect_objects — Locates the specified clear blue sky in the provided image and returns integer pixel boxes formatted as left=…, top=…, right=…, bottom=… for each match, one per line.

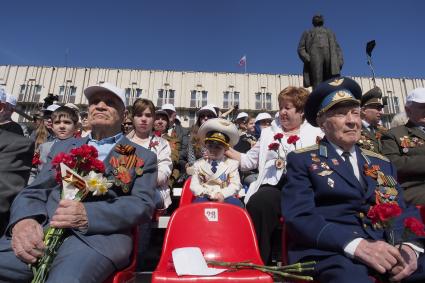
left=1, top=0, right=424, bottom=78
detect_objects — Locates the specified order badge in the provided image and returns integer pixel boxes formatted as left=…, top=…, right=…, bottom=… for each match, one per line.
left=275, top=158, right=285, bottom=169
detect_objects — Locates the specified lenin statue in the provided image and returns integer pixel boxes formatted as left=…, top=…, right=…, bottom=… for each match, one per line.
left=298, top=15, right=344, bottom=89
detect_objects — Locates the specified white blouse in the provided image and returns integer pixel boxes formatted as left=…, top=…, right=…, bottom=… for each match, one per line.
left=129, top=133, right=173, bottom=208
left=240, top=119, right=323, bottom=204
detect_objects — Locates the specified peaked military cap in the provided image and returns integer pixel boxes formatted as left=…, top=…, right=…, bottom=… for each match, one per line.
left=361, top=87, right=384, bottom=107
left=304, top=77, right=362, bottom=127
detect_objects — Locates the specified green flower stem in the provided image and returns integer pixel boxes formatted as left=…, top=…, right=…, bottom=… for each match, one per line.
left=207, top=260, right=315, bottom=281
left=32, top=182, right=87, bottom=282
left=31, top=227, right=65, bottom=283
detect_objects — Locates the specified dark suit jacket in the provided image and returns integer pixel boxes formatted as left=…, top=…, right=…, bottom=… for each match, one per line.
left=1, top=135, right=157, bottom=269
left=282, top=139, right=419, bottom=263
left=381, top=121, right=425, bottom=205
left=0, top=130, right=34, bottom=234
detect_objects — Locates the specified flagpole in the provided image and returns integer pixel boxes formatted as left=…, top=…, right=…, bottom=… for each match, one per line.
left=245, top=55, right=247, bottom=74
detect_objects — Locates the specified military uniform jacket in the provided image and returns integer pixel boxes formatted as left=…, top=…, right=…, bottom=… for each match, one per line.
left=190, top=157, right=241, bottom=199
left=381, top=121, right=425, bottom=205
left=281, top=138, right=420, bottom=263
left=357, top=124, right=386, bottom=154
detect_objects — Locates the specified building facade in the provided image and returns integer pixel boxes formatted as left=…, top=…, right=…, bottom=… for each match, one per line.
left=1, top=65, right=424, bottom=127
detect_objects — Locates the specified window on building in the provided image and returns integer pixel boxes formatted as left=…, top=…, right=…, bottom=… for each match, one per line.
left=18, top=83, right=42, bottom=103
left=58, top=85, right=77, bottom=103
left=255, top=92, right=272, bottom=110
left=383, top=92, right=400, bottom=114
left=157, top=89, right=175, bottom=107
left=190, top=90, right=208, bottom=108
left=223, top=91, right=239, bottom=109
left=125, top=87, right=142, bottom=106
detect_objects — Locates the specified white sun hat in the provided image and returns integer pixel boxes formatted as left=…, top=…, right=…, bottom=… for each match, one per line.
left=161, top=103, right=176, bottom=112
left=255, top=112, right=272, bottom=123
left=84, top=82, right=126, bottom=107
left=235, top=112, right=249, bottom=121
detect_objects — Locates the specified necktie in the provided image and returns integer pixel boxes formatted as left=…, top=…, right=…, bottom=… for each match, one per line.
left=211, top=160, right=218, bottom=173
left=342, top=151, right=354, bottom=174
left=368, top=125, right=375, bottom=134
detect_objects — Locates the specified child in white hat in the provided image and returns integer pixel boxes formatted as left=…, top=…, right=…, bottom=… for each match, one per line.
left=190, top=118, right=243, bottom=207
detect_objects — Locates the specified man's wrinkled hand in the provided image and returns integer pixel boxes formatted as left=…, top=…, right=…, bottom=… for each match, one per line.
left=11, top=219, right=45, bottom=264
left=50, top=200, right=88, bottom=230
left=389, top=244, right=418, bottom=282
left=354, top=239, right=403, bottom=274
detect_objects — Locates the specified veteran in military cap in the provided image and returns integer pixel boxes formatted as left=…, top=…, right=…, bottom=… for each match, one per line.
left=381, top=88, right=425, bottom=205
left=282, top=77, right=424, bottom=283
left=357, top=87, right=387, bottom=153
left=190, top=118, right=243, bottom=207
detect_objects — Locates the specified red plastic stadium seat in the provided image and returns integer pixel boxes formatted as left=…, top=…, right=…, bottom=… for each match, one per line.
left=103, top=227, right=139, bottom=283
left=152, top=202, right=273, bottom=282
left=178, top=177, right=195, bottom=207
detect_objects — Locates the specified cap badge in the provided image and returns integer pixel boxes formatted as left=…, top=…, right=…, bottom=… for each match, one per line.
left=332, top=91, right=352, bottom=101
left=329, top=78, right=344, bottom=86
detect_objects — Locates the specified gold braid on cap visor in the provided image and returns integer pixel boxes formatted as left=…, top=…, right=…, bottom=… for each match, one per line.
left=205, top=132, right=230, bottom=148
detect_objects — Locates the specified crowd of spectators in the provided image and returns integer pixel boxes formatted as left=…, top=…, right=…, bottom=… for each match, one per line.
left=0, top=81, right=425, bottom=282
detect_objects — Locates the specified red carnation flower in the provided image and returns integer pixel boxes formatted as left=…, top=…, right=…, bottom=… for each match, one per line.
left=70, top=144, right=98, bottom=159
left=367, top=203, right=402, bottom=226
left=32, top=152, right=42, bottom=166
left=268, top=142, right=280, bottom=151
left=274, top=133, right=284, bottom=140
left=287, top=135, right=300, bottom=145
left=404, top=217, right=425, bottom=237
left=91, top=159, right=106, bottom=173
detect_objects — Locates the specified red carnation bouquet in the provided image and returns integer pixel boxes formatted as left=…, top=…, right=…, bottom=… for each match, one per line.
left=32, top=144, right=111, bottom=283
left=268, top=133, right=300, bottom=170
left=367, top=202, right=425, bottom=247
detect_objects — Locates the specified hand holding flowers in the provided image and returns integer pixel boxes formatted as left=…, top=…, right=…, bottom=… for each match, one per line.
left=31, top=144, right=111, bottom=283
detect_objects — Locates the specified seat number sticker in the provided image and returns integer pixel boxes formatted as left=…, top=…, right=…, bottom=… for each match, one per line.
left=204, top=208, right=218, bottom=222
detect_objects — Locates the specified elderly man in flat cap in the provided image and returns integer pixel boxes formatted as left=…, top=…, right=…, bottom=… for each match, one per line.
left=357, top=87, right=387, bottom=153
left=0, top=82, right=157, bottom=282
left=282, top=77, right=425, bottom=282
left=381, top=88, right=425, bottom=206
